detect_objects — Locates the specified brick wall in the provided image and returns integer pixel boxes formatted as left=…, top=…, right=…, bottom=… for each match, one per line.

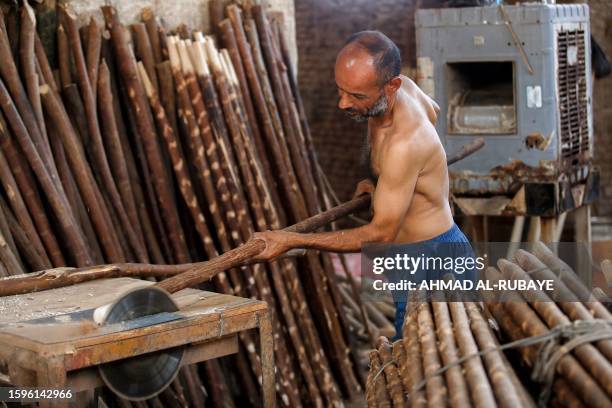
left=296, top=0, right=612, bottom=215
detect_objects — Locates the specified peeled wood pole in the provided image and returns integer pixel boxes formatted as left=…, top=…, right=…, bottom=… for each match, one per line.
left=169, top=37, right=288, bottom=399
left=416, top=301, right=448, bottom=406
left=180, top=40, right=303, bottom=405
left=242, top=17, right=308, bottom=222
left=85, top=18, right=101, bottom=100
left=222, top=8, right=276, bottom=190
left=431, top=301, right=471, bottom=408
left=486, top=299, right=581, bottom=406
left=449, top=301, right=496, bottom=407
left=102, top=5, right=190, bottom=263
left=464, top=302, right=530, bottom=408
left=201, top=42, right=328, bottom=405
left=219, top=20, right=360, bottom=395
left=193, top=35, right=331, bottom=401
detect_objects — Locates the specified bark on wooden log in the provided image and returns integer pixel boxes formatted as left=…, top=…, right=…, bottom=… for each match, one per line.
left=377, top=337, right=406, bottom=407
left=102, top=6, right=190, bottom=263
left=221, top=9, right=272, bottom=187
left=0, top=78, right=92, bottom=266
left=0, top=197, right=47, bottom=272
left=61, top=6, right=147, bottom=263
left=20, top=1, right=51, bottom=163
left=0, top=111, right=66, bottom=268
left=34, top=33, right=58, bottom=93
left=100, top=38, right=165, bottom=264
left=141, top=8, right=163, bottom=64
left=57, top=25, right=73, bottom=89
left=0, top=9, right=57, bottom=181
left=85, top=17, right=101, bottom=100
left=369, top=350, right=392, bottom=407
left=0, top=201, right=25, bottom=276
left=0, top=195, right=19, bottom=261
left=132, top=23, right=160, bottom=94
left=40, top=83, right=126, bottom=263
left=98, top=61, right=146, bottom=250
left=0, top=146, right=49, bottom=270
left=244, top=16, right=308, bottom=222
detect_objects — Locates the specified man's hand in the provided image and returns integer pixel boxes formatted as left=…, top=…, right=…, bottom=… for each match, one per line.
left=353, top=178, right=376, bottom=199
left=252, top=230, right=293, bottom=261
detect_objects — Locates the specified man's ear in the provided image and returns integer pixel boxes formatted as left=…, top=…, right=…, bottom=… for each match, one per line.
left=384, top=76, right=402, bottom=96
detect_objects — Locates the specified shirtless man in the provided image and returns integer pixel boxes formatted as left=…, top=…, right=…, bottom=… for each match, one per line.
left=253, top=31, right=475, bottom=337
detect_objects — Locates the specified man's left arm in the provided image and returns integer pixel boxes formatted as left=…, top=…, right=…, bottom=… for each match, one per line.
left=252, top=137, right=423, bottom=260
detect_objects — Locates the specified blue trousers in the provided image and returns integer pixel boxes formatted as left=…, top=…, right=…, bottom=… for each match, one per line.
left=391, top=223, right=477, bottom=340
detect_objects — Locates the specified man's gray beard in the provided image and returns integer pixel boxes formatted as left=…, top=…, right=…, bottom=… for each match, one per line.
left=348, top=93, right=388, bottom=123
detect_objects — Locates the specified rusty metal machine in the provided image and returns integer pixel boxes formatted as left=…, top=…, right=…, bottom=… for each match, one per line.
left=416, top=3, right=598, bottom=217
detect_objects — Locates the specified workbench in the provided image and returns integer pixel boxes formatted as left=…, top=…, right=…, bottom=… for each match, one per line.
left=0, top=277, right=274, bottom=407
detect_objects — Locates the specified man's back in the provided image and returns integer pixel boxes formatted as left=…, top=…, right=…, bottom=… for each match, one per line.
left=369, top=76, right=454, bottom=243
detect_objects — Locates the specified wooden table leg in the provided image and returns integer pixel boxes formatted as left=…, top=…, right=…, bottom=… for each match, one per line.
left=259, top=309, right=275, bottom=408
left=36, top=356, right=68, bottom=408
left=541, top=216, right=556, bottom=242
left=574, top=205, right=592, bottom=288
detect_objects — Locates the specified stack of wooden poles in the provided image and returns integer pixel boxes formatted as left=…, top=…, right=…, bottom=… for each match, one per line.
left=365, top=300, right=534, bottom=407
left=485, top=242, right=612, bottom=407
left=365, top=242, right=612, bottom=407
left=338, top=274, right=396, bottom=346
left=0, top=1, right=362, bottom=406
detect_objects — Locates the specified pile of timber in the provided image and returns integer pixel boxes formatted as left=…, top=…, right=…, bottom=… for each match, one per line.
left=485, top=242, right=612, bottom=407
left=0, top=1, right=361, bottom=406
left=338, top=274, right=396, bottom=346
left=365, top=301, right=534, bottom=408
left=365, top=242, right=612, bottom=407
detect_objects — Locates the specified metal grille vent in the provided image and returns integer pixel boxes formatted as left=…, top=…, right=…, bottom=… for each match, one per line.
left=557, top=29, right=589, bottom=166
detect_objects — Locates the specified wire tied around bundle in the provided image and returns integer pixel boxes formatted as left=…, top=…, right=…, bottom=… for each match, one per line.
left=533, top=319, right=612, bottom=406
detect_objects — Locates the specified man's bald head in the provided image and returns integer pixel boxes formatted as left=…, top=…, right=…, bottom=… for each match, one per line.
left=341, top=31, right=401, bottom=87
left=335, top=31, right=402, bottom=122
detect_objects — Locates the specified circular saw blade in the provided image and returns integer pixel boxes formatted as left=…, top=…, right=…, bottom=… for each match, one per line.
left=99, top=286, right=184, bottom=401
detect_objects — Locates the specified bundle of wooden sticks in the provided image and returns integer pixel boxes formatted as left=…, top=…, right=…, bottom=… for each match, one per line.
left=0, top=1, right=361, bottom=406
left=365, top=242, right=612, bottom=407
